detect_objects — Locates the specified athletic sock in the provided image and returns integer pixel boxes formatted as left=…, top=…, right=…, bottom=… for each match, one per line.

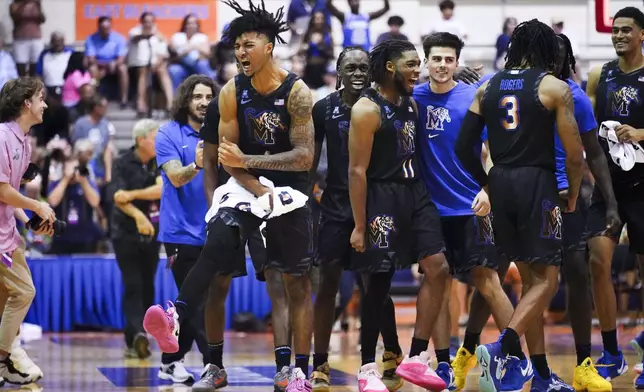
left=576, top=343, right=592, bottom=365
left=208, top=341, right=224, bottom=368
left=499, top=328, right=521, bottom=357
left=313, top=352, right=328, bottom=369
left=435, top=348, right=450, bottom=364
left=531, top=354, right=550, bottom=379
left=295, top=354, right=310, bottom=378
left=463, top=331, right=480, bottom=353
left=274, top=346, right=291, bottom=371
left=409, top=337, right=429, bottom=358
left=601, top=329, right=619, bottom=356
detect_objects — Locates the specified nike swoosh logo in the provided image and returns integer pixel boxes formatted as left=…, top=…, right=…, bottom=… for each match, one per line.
left=428, top=134, right=439, bottom=139
left=387, top=113, right=395, bottom=119
left=606, top=77, right=616, bottom=82
left=241, top=98, right=251, bottom=104
left=332, top=114, right=343, bottom=119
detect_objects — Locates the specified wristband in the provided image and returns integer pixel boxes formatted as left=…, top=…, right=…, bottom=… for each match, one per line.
left=192, top=161, right=202, bottom=170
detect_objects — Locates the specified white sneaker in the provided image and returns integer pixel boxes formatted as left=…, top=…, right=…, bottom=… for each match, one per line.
left=357, top=363, right=388, bottom=392
left=10, top=347, right=42, bottom=380
left=0, top=354, right=37, bottom=385
left=157, top=360, right=194, bottom=384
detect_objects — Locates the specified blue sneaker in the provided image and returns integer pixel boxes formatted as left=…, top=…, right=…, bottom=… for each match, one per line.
left=530, top=371, right=574, bottom=392
left=500, top=356, right=533, bottom=392
left=636, top=371, right=644, bottom=389
left=436, top=362, right=456, bottom=391
left=595, top=350, right=628, bottom=381
left=631, top=330, right=644, bottom=358
left=476, top=342, right=506, bottom=392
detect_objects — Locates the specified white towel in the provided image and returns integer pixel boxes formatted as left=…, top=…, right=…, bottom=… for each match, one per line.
left=205, top=176, right=309, bottom=223
left=598, top=120, right=644, bottom=171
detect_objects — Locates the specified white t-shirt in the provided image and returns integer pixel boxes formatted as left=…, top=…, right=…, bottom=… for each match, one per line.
left=170, top=32, right=209, bottom=60
left=127, top=25, right=169, bottom=67
left=429, top=18, right=468, bottom=41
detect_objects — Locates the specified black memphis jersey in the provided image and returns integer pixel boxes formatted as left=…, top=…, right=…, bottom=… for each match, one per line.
left=595, top=60, right=644, bottom=190
left=313, top=90, right=351, bottom=191
left=361, top=88, right=418, bottom=181
left=235, top=72, right=308, bottom=192
left=481, top=68, right=556, bottom=171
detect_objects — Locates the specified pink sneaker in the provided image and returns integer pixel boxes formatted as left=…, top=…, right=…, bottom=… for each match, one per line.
left=395, top=351, right=446, bottom=391
left=285, top=367, right=312, bottom=392
left=143, top=301, right=180, bottom=353
left=357, top=363, right=388, bottom=392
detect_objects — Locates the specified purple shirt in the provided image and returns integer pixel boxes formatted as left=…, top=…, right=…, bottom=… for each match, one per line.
left=0, top=122, right=31, bottom=253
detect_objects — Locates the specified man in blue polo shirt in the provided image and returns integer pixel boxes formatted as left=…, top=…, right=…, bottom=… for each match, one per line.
left=154, top=74, right=217, bottom=383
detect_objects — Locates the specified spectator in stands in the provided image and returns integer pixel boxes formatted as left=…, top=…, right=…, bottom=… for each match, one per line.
left=35, top=32, right=73, bottom=98
left=168, top=14, right=215, bottom=90
left=427, top=0, right=468, bottom=41
left=62, top=52, right=95, bottom=122
left=215, top=61, right=238, bottom=87
left=72, top=94, right=114, bottom=186
left=9, top=0, right=45, bottom=76
left=551, top=17, right=582, bottom=85
left=127, top=12, right=173, bottom=117
left=46, top=139, right=101, bottom=254
left=327, top=0, right=390, bottom=51
left=84, top=16, right=129, bottom=108
left=110, top=119, right=161, bottom=359
left=299, top=11, right=334, bottom=90
left=376, top=16, right=408, bottom=45
left=494, top=17, right=516, bottom=70
left=0, top=37, right=18, bottom=90
left=286, top=0, right=329, bottom=50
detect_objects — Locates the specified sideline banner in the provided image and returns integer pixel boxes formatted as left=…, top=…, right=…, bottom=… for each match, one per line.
left=75, top=0, right=218, bottom=40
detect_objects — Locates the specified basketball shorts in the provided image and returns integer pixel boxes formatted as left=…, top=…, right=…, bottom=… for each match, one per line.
left=488, top=166, right=563, bottom=266
left=349, top=179, right=445, bottom=273
left=203, top=206, right=313, bottom=278
left=586, top=183, right=644, bottom=254
left=440, top=215, right=498, bottom=279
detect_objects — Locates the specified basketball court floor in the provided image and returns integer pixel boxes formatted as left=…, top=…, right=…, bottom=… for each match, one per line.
left=8, top=325, right=641, bottom=391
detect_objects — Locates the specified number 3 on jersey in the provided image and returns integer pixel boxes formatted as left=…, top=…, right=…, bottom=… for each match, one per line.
left=499, top=95, right=520, bottom=131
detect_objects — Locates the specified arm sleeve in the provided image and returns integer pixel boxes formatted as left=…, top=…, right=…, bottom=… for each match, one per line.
left=312, top=100, right=326, bottom=144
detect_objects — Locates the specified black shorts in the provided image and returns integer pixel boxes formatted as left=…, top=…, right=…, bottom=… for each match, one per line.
left=586, top=184, right=644, bottom=254
left=488, top=166, right=563, bottom=265
left=562, top=193, right=588, bottom=252
left=349, top=179, right=445, bottom=272
left=441, top=215, right=498, bottom=276
left=203, top=207, right=313, bottom=278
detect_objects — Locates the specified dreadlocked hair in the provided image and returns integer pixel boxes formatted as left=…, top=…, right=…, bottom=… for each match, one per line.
left=369, top=39, right=417, bottom=84
left=222, top=0, right=289, bottom=47
left=557, top=33, right=576, bottom=80
left=335, top=46, right=369, bottom=90
left=504, top=19, right=559, bottom=71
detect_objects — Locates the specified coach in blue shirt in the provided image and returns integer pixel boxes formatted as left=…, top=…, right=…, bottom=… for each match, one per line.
left=154, top=75, right=217, bottom=382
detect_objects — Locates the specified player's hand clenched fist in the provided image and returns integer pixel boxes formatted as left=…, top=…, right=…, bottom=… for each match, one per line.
left=350, top=227, right=366, bottom=252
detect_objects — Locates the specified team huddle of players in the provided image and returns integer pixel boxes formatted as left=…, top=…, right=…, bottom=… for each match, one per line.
left=140, top=1, right=644, bottom=392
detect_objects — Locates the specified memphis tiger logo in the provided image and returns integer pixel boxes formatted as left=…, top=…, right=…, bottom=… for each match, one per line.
left=394, top=120, right=416, bottom=157
left=475, top=215, right=495, bottom=245
left=540, top=200, right=563, bottom=240
left=244, top=108, right=285, bottom=145
left=368, top=214, right=395, bottom=249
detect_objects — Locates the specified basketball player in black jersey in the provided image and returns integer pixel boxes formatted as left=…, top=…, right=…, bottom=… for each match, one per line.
left=143, top=1, right=316, bottom=391
left=455, top=19, right=584, bottom=392
left=200, top=81, right=295, bottom=391
left=585, top=7, right=644, bottom=385
left=349, top=39, right=448, bottom=392
left=310, top=46, right=403, bottom=392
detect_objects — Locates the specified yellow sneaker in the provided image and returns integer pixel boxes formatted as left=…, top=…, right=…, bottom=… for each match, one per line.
left=382, top=351, right=404, bottom=391
left=451, top=346, right=477, bottom=391
left=572, top=358, right=613, bottom=392
left=310, top=362, right=331, bottom=392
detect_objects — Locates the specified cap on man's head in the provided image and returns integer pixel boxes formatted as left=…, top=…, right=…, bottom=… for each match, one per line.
left=132, top=119, right=160, bottom=144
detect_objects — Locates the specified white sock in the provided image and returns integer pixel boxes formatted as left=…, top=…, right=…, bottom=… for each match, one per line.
left=11, top=336, right=20, bottom=350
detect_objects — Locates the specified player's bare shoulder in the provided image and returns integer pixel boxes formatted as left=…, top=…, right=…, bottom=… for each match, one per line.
left=288, top=79, right=314, bottom=123
left=538, top=74, right=572, bottom=111
left=219, top=78, right=237, bottom=114
left=351, top=96, right=381, bottom=131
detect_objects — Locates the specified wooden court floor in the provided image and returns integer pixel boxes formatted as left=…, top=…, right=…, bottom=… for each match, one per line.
left=9, top=325, right=644, bottom=391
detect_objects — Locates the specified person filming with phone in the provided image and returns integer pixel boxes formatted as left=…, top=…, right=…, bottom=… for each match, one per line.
left=46, top=138, right=101, bottom=254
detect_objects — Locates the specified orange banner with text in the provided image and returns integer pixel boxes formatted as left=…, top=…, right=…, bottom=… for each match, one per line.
left=75, top=0, right=218, bottom=41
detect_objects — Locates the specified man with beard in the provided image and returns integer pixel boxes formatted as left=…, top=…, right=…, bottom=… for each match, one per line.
left=413, top=32, right=515, bottom=391
left=310, top=45, right=403, bottom=392
left=348, top=39, right=448, bottom=392
left=455, top=19, right=584, bottom=392
left=584, top=7, right=644, bottom=387
left=144, top=0, right=316, bottom=390
left=152, top=74, right=215, bottom=383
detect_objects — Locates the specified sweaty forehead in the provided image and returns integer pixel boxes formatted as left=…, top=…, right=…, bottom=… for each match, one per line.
left=341, top=50, right=368, bottom=67
left=235, top=32, right=269, bottom=45
left=396, top=50, right=420, bottom=64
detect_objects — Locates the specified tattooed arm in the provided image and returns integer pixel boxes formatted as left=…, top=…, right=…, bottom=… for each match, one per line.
left=161, top=160, right=200, bottom=188
left=239, top=80, right=315, bottom=172
left=219, top=79, right=271, bottom=198
left=544, top=75, right=584, bottom=211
